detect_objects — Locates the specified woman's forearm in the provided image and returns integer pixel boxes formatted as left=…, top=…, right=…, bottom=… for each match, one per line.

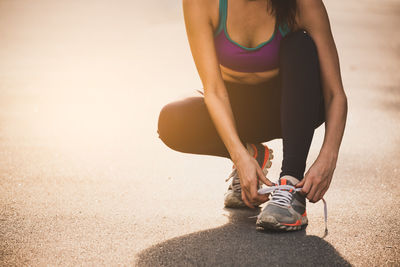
left=319, top=92, right=348, bottom=161
left=204, top=89, right=248, bottom=162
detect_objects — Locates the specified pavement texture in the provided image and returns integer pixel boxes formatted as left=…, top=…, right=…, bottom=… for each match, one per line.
left=0, top=0, right=399, bottom=266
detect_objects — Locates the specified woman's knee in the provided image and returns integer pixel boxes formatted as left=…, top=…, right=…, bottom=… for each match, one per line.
left=279, top=30, right=319, bottom=66
left=157, top=97, right=202, bottom=151
left=157, top=102, right=179, bottom=147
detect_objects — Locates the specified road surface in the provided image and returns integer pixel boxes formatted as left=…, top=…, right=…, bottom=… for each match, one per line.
left=0, top=0, right=399, bottom=265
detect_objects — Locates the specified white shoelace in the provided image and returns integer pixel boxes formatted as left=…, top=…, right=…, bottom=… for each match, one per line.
left=225, top=167, right=237, bottom=183
left=225, top=167, right=242, bottom=192
left=258, top=184, right=328, bottom=236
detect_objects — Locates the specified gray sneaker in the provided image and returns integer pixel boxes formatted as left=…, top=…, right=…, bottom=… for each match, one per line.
left=224, top=143, right=273, bottom=208
left=256, top=175, right=307, bottom=231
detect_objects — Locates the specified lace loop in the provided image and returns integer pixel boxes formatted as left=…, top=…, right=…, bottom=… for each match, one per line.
left=225, top=167, right=236, bottom=182
left=225, top=167, right=242, bottom=192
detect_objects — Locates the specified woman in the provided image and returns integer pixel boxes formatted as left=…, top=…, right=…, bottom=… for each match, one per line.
left=157, top=0, right=347, bottom=231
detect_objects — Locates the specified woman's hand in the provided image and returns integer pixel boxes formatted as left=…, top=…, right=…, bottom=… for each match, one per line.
left=234, top=153, right=274, bottom=208
left=296, top=153, right=337, bottom=203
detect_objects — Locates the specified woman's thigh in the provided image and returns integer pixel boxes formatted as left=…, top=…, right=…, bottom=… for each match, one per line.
left=227, top=74, right=325, bottom=143
left=226, top=76, right=283, bottom=144
left=157, top=95, right=229, bottom=157
left=157, top=79, right=281, bottom=151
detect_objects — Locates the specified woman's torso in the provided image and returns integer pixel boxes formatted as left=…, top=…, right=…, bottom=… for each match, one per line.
left=210, top=0, right=290, bottom=85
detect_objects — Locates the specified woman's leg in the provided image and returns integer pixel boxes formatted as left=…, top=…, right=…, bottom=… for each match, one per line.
left=278, top=30, right=326, bottom=180
left=157, top=78, right=281, bottom=159
left=157, top=96, right=230, bottom=158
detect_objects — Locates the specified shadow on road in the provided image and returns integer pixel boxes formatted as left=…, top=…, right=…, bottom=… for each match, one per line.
left=136, top=208, right=350, bottom=266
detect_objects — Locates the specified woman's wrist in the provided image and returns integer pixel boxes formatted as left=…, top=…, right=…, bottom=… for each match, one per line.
left=229, top=144, right=250, bottom=164
left=318, top=147, right=338, bottom=165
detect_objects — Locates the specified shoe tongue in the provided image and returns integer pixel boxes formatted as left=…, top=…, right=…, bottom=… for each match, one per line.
left=279, top=175, right=300, bottom=186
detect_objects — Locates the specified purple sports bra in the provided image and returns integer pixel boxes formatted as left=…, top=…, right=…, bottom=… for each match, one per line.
left=214, top=0, right=290, bottom=73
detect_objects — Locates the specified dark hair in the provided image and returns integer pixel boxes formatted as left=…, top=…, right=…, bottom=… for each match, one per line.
left=268, top=0, right=297, bottom=30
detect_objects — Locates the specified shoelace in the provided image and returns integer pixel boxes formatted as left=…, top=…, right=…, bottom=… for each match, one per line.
left=225, top=167, right=241, bottom=192
left=258, top=184, right=328, bottom=236
left=226, top=168, right=263, bottom=193
left=225, top=167, right=236, bottom=183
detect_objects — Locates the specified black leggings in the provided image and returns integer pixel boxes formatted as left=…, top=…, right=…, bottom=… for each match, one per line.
left=157, top=30, right=325, bottom=180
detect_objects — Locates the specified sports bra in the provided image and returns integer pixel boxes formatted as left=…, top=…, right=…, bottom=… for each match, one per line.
left=214, top=0, right=290, bottom=73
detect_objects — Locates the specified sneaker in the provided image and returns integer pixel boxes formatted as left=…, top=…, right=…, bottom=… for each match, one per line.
left=224, top=143, right=274, bottom=208
left=256, top=175, right=307, bottom=231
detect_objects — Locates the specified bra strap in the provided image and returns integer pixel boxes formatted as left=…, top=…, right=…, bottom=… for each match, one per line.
left=215, top=0, right=227, bottom=35
left=278, top=22, right=291, bottom=37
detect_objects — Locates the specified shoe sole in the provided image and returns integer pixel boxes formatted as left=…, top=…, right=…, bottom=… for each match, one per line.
left=224, top=148, right=274, bottom=209
left=255, top=215, right=308, bottom=232
left=224, top=191, right=249, bottom=208
left=263, top=148, right=274, bottom=170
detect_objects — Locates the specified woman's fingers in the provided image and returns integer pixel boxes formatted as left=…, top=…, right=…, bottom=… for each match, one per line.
left=241, top=187, right=255, bottom=209
left=250, top=186, right=269, bottom=204
left=300, top=176, right=312, bottom=196
left=314, top=183, right=328, bottom=202
left=256, top=167, right=273, bottom=186
left=237, top=156, right=273, bottom=208
left=307, top=182, right=320, bottom=202
left=247, top=170, right=268, bottom=204
left=308, top=177, right=329, bottom=203
left=242, top=174, right=268, bottom=206
left=319, top=185, right=329, bottom=200
left=316, top=177, right=332, bottom=201
left=299, top=174, right=330, bottom=203
left=295, top=178, right=305, bottom=188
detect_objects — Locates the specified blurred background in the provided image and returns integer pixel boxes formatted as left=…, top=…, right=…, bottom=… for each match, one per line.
left=0, top=0, right=399, bottom=265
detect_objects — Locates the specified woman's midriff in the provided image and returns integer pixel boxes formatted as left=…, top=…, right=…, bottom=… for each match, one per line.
left=219, top=64, right=279, bottom=85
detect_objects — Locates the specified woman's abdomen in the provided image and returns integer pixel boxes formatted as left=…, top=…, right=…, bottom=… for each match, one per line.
left=219, top=64, right=280, bottom=85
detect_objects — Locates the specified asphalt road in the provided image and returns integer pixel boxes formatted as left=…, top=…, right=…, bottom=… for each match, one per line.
left=0, top=0, right=399, bottom=266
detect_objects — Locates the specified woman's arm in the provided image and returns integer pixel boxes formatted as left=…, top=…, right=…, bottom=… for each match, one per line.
left=182, top=0, right=272, bottom=207
left=182, top=0, right=243, bottom=162
left=295, top=0, right=348, bottom=202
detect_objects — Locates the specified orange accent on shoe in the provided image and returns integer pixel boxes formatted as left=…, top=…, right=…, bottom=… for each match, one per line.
left=250, top=143, right=258, bottom=159
left=281, top=178, right=287, bottom=185
left=261, top=145, right=269, bottom=169
left=282, top=220, right=302, bottom=226
left=302, top=211, right=307, bottom=217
